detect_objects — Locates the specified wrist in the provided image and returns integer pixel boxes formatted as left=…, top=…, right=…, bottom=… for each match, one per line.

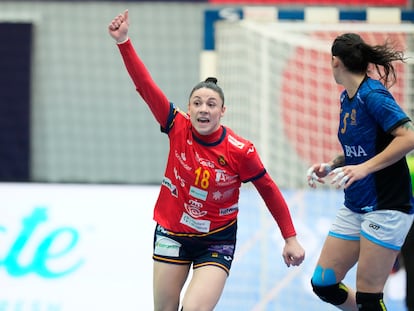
left=284, top=235, right=298, bottom=244
left=321, top=162, right=332, bottom=173
left=331, top=154, right=345, bottom=170
left=116, top=36, right=129, bottom=44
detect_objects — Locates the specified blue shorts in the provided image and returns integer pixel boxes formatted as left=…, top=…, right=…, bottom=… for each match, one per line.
left=153, top=220, right=237, bottom=275
left=329, top=206, right=414, bottom=250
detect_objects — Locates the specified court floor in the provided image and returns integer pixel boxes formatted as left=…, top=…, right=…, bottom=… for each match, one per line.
left=215, top=187, right=408, bottom=311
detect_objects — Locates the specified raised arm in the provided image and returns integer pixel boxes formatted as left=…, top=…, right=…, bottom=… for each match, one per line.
left=108, top=10, right=170, bottom=126
left=108, top=9, right=129, bottom=43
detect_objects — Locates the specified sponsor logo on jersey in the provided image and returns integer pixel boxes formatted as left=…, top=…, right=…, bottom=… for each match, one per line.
left=228, top=135, right=245, bottom=149
left=212, top=188, right=236, bottom=201
left=218, top=155, right=227, bottom=166
left=184, top=199, right=207, bottom=218
left=215, top=169, right=238, bottom=186
left=247, top=146, right=255, bottom=155
left=344, top=145, right=368, bottom=158
left=189, top=186, right=208, bottom=201
left=180, top=212, right=210, bottom=233
left=174, top=167, right=186, bottom=187
left=219, top=204, right=238, bottom=216
left=196, top=152, right=215, bottom=168
left=175, top=150, right=192, bottom=171
left=162, top=177, right=178, bottom=197
left=212, top=190, right=222, bottom=200
left=350, top=109, right=357, bottom=125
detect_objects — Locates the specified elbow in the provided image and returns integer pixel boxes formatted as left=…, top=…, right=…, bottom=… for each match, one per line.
left=407, top=134, right=414, bottom=152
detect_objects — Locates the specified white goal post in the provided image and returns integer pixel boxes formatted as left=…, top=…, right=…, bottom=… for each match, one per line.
left=203, top=8, right=414, bottom=188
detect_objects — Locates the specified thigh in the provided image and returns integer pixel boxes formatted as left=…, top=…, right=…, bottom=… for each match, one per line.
left=357, top=235, right=399, bottom=292
left=402, top=221, right=414, bottom=263
left=316, top=235, right=360, bottom=282
left=181, top=265, right=228, bottom=311
left=153, top=261, right=191, bottom=311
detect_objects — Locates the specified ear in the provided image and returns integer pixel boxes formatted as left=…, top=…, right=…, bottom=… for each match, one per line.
left=331, top=56, right=340, bottom=68
left=221, top=105, right=226, bottom=118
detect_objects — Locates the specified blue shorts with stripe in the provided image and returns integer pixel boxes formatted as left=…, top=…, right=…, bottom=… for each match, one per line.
left=153, top=220, right=237, bottom=275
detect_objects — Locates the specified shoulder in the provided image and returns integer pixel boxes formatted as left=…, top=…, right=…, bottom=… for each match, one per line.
left=224, top=127, right=252, bottom=149
left=360, top=78, right=390, bottom=98
left=224, top=127, right=258, bottom=158
left=356, top=79, right=395, bottom=108
left=162, top=103, right=190, bottom=134
left=172, top=104, right=189, bottom=119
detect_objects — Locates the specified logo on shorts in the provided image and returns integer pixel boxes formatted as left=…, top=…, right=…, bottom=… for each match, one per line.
left=154, top=236, right=181, bottom=257
left=369, top=223, right=380, bottom=230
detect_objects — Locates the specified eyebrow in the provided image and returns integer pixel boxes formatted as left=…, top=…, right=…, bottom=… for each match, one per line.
left=192, top=95, right=218, bottom=101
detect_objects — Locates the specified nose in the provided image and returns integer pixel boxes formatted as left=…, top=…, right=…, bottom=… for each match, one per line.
left=199, top=103, right=209, bottom=112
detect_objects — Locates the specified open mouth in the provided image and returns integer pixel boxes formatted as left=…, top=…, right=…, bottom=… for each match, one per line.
left=197, top=118, right=210, bottom=123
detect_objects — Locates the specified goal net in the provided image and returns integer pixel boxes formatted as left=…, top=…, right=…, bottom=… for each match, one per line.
left=213, top=20, right=414, bottom=188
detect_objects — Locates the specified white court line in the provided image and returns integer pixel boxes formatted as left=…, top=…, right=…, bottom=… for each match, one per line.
left=234, top=189, right=306, bottom=263
left=232, top=189, right=307, bottom=310
left=251, top=265, right=304, bottom=311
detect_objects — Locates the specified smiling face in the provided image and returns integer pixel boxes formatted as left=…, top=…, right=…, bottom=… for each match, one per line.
left=188, top=87, right=225, bottom=135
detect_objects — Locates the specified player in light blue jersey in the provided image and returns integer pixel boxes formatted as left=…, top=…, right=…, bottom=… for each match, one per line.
left=307, top=33, right=414, bottom=311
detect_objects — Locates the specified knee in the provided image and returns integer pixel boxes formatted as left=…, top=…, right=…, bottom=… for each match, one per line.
left=356, top=292, right=386, bottom=311
left=311, top=265, right=348, bottom=305
left=311, top=280, right=349, bottom=305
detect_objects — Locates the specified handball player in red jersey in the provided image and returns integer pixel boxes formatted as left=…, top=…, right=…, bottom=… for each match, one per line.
left=108, top=10, right=305, bottom=311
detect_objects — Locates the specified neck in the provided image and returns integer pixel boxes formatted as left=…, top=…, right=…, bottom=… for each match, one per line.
left=192, top=126, right=223, bottom=144
left=346, top=74, right=366, bottom=98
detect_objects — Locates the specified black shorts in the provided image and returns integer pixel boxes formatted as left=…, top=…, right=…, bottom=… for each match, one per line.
left=153, top=220, right=237, bottom=275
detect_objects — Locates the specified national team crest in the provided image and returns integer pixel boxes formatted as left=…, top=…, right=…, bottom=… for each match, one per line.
left=218, top=155, right=227, bottom=166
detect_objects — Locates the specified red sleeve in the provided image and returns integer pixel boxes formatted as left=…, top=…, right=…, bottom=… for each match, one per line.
left=117, top=39, right=170, bottom=126
left=252, top=173, right=297, bottom=239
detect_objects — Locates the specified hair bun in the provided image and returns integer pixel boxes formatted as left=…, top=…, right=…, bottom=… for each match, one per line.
left=205, top=77, right=218, bottom=84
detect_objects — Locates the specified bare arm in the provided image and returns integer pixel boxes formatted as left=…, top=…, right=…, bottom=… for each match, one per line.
left=331, top=121, right=414, bottom=189
left=362, top=122, right=414, bottom=172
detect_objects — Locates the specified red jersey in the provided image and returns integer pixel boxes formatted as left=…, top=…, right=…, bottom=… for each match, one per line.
left=158, top=107, right=266, bottom=233
left=117, top=39, right=296, bottom=238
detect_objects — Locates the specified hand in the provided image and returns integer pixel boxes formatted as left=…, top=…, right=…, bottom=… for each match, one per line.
left=108, top=9, right=129, bottom=43
left=282, top=236, right=305, bottom=267
left=329, top=167, right=349, bottom=189
left=306, top=163, right=332, bottom=188
left=329, top=164, right=367, bottom=189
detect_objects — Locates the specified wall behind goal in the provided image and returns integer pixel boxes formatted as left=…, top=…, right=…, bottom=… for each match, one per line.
left=1, top=3, right=414, bottom=185
left=0, top=1, right=210, bottom=184
left=202, top=6, right=414, bottom=188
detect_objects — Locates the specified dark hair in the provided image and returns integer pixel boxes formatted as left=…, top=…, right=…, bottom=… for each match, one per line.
left=189, top=77, right=225, bottom=105
left=331, top=33, right=406, bottom=88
